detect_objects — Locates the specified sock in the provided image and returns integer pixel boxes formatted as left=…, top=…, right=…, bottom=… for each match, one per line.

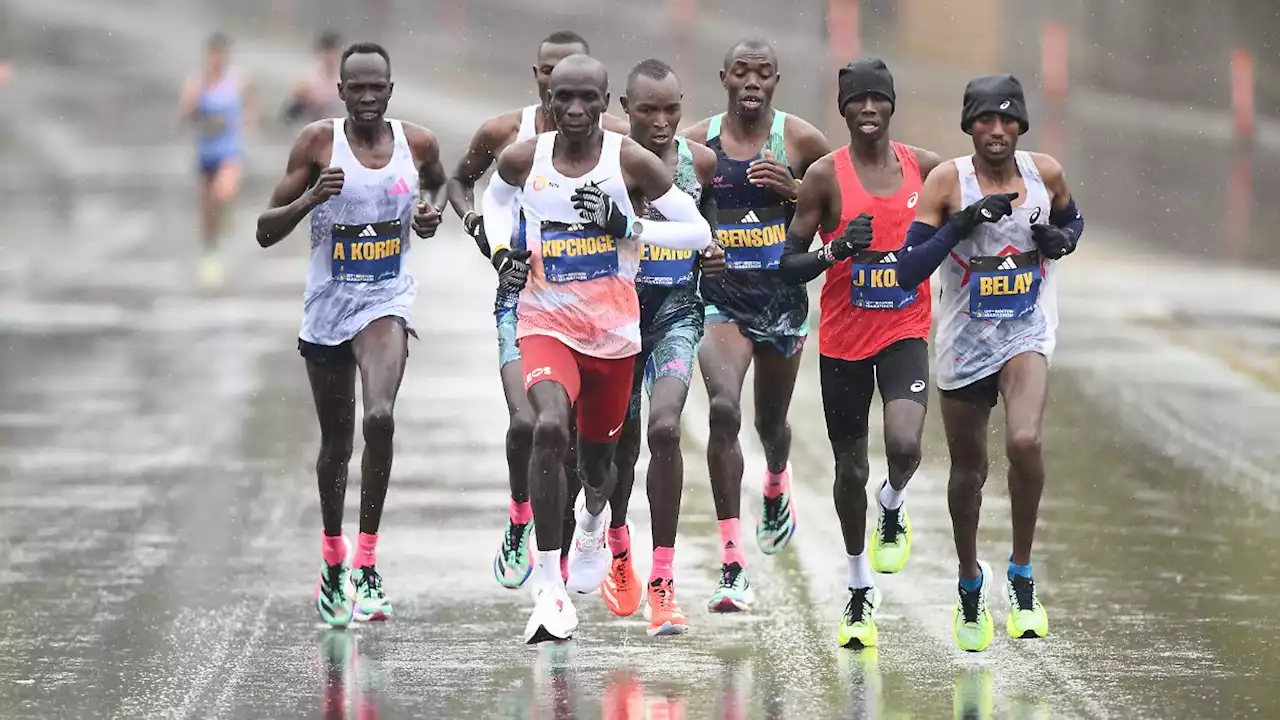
left=1008, top=557, right=1033, bottom=581
left=535, top=550, right=564, bottom=588
left=607, top=525, right=631, bottom=557
left=509, top=498, right=533, bottom=525
left=650, top=546, right=675, bottom=582
left=763, top=463, right=791, bottom=499
left=353, top=532, right=377, bottom=569
left=321, top=533, right=346, bottom=567
left=878, top=480, right=906, bottom=510
left=959, top=567, right=984, bottom=593
left=717, top=518, right=746, bottom=568
left=579, top=503, right=605, bottom=532
left=846, top=552, right=874, bottom=589
left=560, top=554, right=570, bottom=583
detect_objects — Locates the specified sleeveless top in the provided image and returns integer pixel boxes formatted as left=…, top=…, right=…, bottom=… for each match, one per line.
left=635, top=137, right=704, bottom=336
left=494, top=105, right=542, bottom=316
left=302, top=118, right=419, bottom=346
left=195, top=69, right=243, bottom=161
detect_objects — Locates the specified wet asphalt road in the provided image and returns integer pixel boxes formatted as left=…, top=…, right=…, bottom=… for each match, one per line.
left=3, top=1, right=1280, bottom=718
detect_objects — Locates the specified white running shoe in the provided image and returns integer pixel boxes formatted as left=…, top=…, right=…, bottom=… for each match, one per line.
left=565, top=494, right=611, bottom=594
left=524, top=583, right=579, bottom=644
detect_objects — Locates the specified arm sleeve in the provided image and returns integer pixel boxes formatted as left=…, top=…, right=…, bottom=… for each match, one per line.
left=481, top=176, right=520, bottom=257
left=1050, top=197, right=1084, bottom=237
left=896, top=221, right=961, bottom=288
left=637, top=186, right=713, bottom=250
left=778, top=232, right=830, bottom=285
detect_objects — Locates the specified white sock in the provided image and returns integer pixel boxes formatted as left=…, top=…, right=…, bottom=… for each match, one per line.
left=578, top=503, right=605, bottom=532
left=847, top=552, right=875, bottom=589
left=535, top=550, right=563, bottom=588
left=879, top=480, right=906, bottom=510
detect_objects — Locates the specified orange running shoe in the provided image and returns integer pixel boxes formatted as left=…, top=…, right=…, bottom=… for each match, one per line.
left=601, top=551, right=642, bottom=617
left=643, top=577, right=689, bottom=637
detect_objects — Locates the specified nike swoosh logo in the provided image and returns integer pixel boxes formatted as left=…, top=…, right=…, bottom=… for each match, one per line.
left=607, top=421, right=625, bottom=437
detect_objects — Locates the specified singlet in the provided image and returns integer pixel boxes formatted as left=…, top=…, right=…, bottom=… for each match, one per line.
left=302, top=118, right=419, bottom=346
left=818, top=142, right=931, bottom=362
left=494, top=105, right=542, bottom=316
left=935, top=151, right=1056, bottom=390
left=195, top=69, right=243, bottom=161
left=635, top=137, right=703, bottom=336
left=699, top=110, right=809, bottom=339
left=516, top=130, right=641, bottom=360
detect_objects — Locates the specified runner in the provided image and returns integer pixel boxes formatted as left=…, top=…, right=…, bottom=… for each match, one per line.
left=180, top=32, right=258, bottom=288
left=254, top=42, right=447, bottom=628
left=603, top=58, right=725, bottom=637
left=778, top=58, right=942, bottom=648
left=480, top=54, right=715, bottom=643
left=896, top=74, right=1083, bottom=651
left=445, top=31, right=629, bottom=591
left=680, top=38, right=830, bottom=612
left=281, top=31, right=346, bottom=126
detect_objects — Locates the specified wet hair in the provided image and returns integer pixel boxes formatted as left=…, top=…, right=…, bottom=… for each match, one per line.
left=627, top=58, right=677, bottom=93
left=207, top=32, right=230, bottom=51
left=340, top=41, right=391, bottom=80
left=723, top=38, right=777, bottom=71
left=541, top=30, right=590, bottom=54
left=317, top=31, right=341, bottom=51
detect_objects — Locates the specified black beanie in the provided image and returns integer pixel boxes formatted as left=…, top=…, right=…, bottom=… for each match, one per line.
left=838, top=58, right=895, bottom=113
left=960, top=74, right=1029, bottom=134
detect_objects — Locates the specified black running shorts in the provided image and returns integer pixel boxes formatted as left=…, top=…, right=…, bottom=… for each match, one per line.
left=820, top=338, right=930, bottom=443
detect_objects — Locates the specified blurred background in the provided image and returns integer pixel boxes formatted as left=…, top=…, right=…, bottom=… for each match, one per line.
left=1, top=1, right=1279, bottom=718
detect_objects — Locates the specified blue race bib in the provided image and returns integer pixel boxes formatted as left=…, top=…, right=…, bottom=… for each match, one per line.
left=331, top=219, right=402, bottom=283
left=540, top=221, right=619, bottom=284
left=716, top=206, right=787, bottom=270
left=636, top=244, right=696, bottom=286
left=849, top=249, right=918, bottom=310
left=968, top=250, right=1042, bottom=319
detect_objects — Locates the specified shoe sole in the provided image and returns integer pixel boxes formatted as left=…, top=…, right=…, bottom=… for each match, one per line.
left=757, top=518, right=797, bottom=556
left=839, top=636, right=875, bottom=650
left=708, top=596, right=750, bottom=613
left=525, top=624, right=575, bottom=644
left=647, top=622, right=688, bottom=637
left=494, top=552, right=533, bottom=590
left=354, top=608, right=391, bottom=623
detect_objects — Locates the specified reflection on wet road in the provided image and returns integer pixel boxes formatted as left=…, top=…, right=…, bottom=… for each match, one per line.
left=2, top=0, right=1279, bottom=718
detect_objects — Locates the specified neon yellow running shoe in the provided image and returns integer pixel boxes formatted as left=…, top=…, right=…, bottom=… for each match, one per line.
left=953, top=560, right=994, bottom=652
left=869, top=482, right=912, bottom=574
left=836, top=586, right=881, bottom=649
left=953, top=666, right=995, bottom=719
left=1005, top=573, right=1049, bottom=639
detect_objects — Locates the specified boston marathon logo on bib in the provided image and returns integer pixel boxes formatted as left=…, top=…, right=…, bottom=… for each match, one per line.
left=331, top=220, right=403, bottom=283
left=718, top=206, right=787, bottom=270
left=849, top=249, right=918, bottom=310
left=636, top=244, right=696, bottom=287
left=540, top=221, right=619, bottom=284
left=968, top=250, right=1042, bottom=319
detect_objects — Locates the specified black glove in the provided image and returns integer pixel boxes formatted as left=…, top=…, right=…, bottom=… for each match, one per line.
left=570, top=182, right=632, bottom=240
left=950, top=192, right=1018, bottom=237
left=1031, top=224, right=1077, bottom=259
left=492, top=248, right=533, bottom=293
left=819, top=213, right=873, bottom=263
left=464, top=212, right=491, bottom=258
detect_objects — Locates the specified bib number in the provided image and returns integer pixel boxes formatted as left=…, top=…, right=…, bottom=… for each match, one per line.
left=540, top=221, right=620, bottom=284
left=716, top=206, right=787, bottom=271
left=636, top=244, right=696, bottom=286
left=849, top=250, right=918, bottom=310
left=331, top=220, right=403, bottom=283
left=968, top=251, right=1042, bottom=319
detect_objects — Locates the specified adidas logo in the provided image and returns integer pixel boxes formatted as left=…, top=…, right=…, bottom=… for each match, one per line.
left=359, top=225, right=378, bottom=238
left=998, top=257, right=1018, bottom=270
left=386, top=177, right=413, bottom=196
left=740, top=210, right=760, bottom=223
left=882, top=252, right=898, bottom=264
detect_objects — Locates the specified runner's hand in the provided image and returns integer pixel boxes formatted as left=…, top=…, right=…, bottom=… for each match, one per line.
left=306, top=167, right=344, bottom=206
left=819, top=213, right=872, bottom=263
left=413, top=199, right=442, bottom=239
left=747, top=150, right=797, bottom=201
left=463, top=211, right=490, bottom=257
left=571, top=182, right=632, bottom=239
left=699, top=242, right=727, bottom=279
left=492, top=248, right=533, bottom=293
left=1031, top=223, right=1076, bottom=259
left=951, top=192, right=1018, bottom=237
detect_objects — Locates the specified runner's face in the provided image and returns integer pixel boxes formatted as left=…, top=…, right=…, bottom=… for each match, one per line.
left=206, top=44, right=228, bottom=72
left=623, top=74, right=682, bottom=152
left=534, top=43, right=588, bottom=109
left=550, top=71, right=607, bottom=141
left=720, top=53, right=778, bottom=119
left=843, top=93, right=892, bottom=143
left=339, top=54, right=393, bottom=126
left=970, top=113, right=1020, bottom=164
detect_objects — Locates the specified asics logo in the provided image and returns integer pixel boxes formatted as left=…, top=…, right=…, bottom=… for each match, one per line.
left=910, top=380, right=926, bottom=393
left=999, top=100, right=1011, bottom=110
left=906, top=191, right=919, bottom=209
left=980, top=209, right=992, bottom=219
left=1028, top=207, right=1042, bottom=224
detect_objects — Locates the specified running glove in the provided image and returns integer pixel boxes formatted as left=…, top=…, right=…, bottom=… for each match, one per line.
left=492, top=248, right=533, bottom=293
left=819, top=213, right=873, bottom=263
left=571, top=182, right=633, bottom=239
left=464, top=212, right=491, bottom=258
left=1031, top=224, right=1077, bottom=259
left=950, top=192, right=1018, bottom=237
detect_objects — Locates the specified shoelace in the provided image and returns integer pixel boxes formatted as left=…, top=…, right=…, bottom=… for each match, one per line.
left=719, top=562, right=744, bottom=589
left=844, top=588, right=871, bottom=623
left=323, top=563, right=345, bottom=599
left=355, top=566, right=384, bottom=597
left=504, top=521, right=529, bottom=562
left=610, top=553, right=631, bottom=588
left=761, top=495, right=788, bottom=531
left=959, top=585, right=983, bottom=623
left=649, top=578, right=675, bottom=609
left=1010, top=574, right=1037, bottom=611
left=880, top=506, right=904, bottom=544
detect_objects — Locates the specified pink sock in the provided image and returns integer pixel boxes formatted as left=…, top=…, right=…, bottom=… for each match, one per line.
left=650, top=546, right=675, bottom=582
left=560, top=554, right=569, bottom=582
left=509, top=498, right=533, bottom=525
left=718, top=518, right=746, bottom=568
left=321, top=533, right=346, bottom=566
left=763, top=464, right=791, bottom=499
left=353, top=532, right=377, bottom=569
left=607, top=525, right=631, bottom=557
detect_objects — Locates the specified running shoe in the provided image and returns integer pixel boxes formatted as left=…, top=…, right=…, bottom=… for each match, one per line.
left=642, top=577, right=689, bottom=636
left=352, top=565, right=393, bottom=622
left=953, top=560, right=995, bottom=652
left=524, top=583, right=579, bottom=644
left=601, top=545, right=642, bottom=617
left=756, top=468, right=798, bottom=555
left=707, top=562, right=755, bottom=613
left=1005, top=573, right=1049, bottom=639
left=565, top=494, right=610, bottom=594
left=315, top=536, right=354, bottom=628
left=493, top=516, right=534, bottom=589
left=836, top=586, right=882, bottom=649
left=869, top=482, right=912, bottom=573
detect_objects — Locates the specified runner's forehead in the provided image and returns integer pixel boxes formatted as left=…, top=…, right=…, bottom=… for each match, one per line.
left=628, top=74, right=681, bottom=102
left=550, top=70, right=605, bottom=94
left=342, top=54, right=389, bottom=81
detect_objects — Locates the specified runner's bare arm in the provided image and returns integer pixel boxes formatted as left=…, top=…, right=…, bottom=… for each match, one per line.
left=256, top=122, right=330, bottom=248
left=1031, top=152, right=1084, bottom=248
left=240, top=75, right=261, bottom=131
left=911, top=147, right=945, bottom=181
left=677, top=118, right=711, bottom=147
left=446, top=113, right=516, bottom=221
left=404, top=123, right=448, bottom=209
left=622, top=138, right=712, bottom=251
left=481, top=138, right=536, bottom=257
left=179, top=77, right=199, bottom=123
left=896, top=160, right=962, bottom=288
left=602, top=112, right=630, bottom=134
left=778, top=154, right=836, bottom=284
left=786, top=116, right=832, bottom=179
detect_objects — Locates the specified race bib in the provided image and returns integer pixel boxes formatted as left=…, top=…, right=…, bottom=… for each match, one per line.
left=540, top=221, right=619, bottom=284
left=636, top=244, right=696, bottom=286
left=331, top=220, right=403, bottom=283
left=849, top=249, right=918, bottom=310
left=968, top=250, right=1042, bottom=319
left=716, top=206, right=787, bottom=270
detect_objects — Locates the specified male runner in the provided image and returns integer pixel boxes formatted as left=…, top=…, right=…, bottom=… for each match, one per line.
left=779, top=58, right=941, bottom=648
left=282, top=31, right=346, bottom=125
left=255, top=42, right=447, bottom=628
left=481, top=55, right=714, bottom=643
left=603, top=58, right=724, bottom=637
left=445, top=31, right=628, bottom=590
left=896, top=74, right=1083, bottom=651
left=681, top=38, right=830, bottom=612
left=180, top=32, right=258, bottom=288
